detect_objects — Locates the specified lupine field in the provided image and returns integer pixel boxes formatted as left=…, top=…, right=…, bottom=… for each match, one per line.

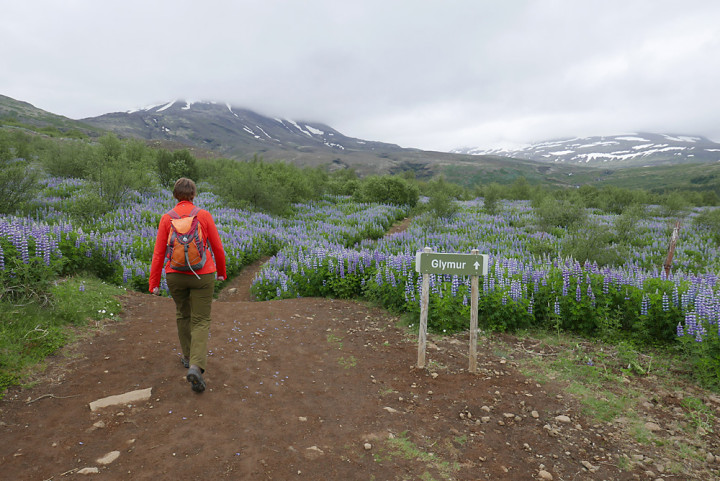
left=2, top=177, right=720, bottom=387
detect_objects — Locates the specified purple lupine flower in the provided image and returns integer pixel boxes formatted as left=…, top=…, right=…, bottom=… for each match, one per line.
left=528, top=293, right=534, bottom=315
left=586, top=284, right=596, bottom=308
left=641, top=294, right=649, bottom=316
left=562, top=269, right=570, bottom=297
left=677, top=322, right=684, bottom=337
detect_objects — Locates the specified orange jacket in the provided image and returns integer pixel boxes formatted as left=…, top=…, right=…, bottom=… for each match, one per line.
left=148, top=200, right=227, bottom=292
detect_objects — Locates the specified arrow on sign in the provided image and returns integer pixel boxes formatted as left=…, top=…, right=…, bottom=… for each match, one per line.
left=474, top=261, right=480, bottom=270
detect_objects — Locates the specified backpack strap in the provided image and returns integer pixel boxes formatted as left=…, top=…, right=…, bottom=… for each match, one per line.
left=167, top=207, right=201, bottom=219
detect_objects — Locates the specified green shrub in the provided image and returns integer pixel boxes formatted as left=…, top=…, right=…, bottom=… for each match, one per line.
left=353, top=176, right=419, bottom=207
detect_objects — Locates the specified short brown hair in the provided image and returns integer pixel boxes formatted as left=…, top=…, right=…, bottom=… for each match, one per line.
left=173, top=178, right=197, bottom=201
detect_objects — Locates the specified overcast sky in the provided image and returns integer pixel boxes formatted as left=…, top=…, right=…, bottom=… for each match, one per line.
left=2, top=1, right=719, bottom=151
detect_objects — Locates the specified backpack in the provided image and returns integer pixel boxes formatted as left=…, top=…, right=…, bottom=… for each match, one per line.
left=165, top=207, right=207, bottom=278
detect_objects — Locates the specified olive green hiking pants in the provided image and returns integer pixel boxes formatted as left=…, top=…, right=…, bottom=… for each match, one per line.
left=166, top=272, right=215, bottom=371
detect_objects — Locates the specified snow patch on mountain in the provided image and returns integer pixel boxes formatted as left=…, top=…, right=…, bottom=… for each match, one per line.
left=452, top=133, right=720, bottom=165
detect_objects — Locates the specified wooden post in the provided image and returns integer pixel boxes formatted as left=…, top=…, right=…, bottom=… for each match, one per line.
left=417, top=247, right=432, bottom=369
left=469, top=249, right=479, bottom=373
left=663, top=220, right=681, bottom=278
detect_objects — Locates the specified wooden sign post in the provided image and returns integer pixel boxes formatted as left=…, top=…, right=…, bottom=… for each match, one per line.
left=414, top=248, right=488, bottom=372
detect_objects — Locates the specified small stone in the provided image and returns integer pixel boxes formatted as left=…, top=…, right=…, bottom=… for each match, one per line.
left=431, top=372, right=439, bottom=379
left=92, top=421, right=106, bottom=429
left=645, top=422, right=662, bottom=432
left=581, top=460, right=598, bottom=472
left=503, top=412, right=515, bottom=418
left=706, top=453, right=716, bottom=463
left=481, top=406, right=491, bottom=412
left=383, top=407, right=399, bottom=413
left=78, top=467, right=99, bottom=475
left=304, top=446, right=325, bottom=460
left=481, top=416, right=490, bottom=423
left=538, top=469, right=553, bottom=480
left=96, top=450, right=120, bottom=465
left=364, top=443, right=372, bottom=450
left=298, top=417, right=308, bottom=422
left=531, top=411, right=539, bottom=418
left=555, top=415, right=571, bottom=423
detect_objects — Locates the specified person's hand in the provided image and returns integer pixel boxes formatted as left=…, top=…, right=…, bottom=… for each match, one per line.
left=152, top=287, right=160, bottom=295
left=217, top=275, right=225, bottom=281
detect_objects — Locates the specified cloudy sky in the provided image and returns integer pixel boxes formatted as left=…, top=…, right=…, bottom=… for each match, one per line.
left=2, top=1, right=719, bottom=151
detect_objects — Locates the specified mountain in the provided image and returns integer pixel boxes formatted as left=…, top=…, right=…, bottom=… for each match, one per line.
left=82, top=100, right=429, bottom=175
left=452, top=133, right=720, bottom=166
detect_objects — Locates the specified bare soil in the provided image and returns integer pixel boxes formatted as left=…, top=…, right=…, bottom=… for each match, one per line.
left=1, top=218, right=719, bottom=480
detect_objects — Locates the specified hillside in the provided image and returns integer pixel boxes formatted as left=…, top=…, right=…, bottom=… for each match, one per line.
left=0, top=94, right=99, bottom=135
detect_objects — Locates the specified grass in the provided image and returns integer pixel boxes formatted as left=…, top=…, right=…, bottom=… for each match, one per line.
left=326, top=333, right=343, bottom=349
left=372, top=431, right=461, bottom=481
left=0, top=275, right=125, bottom=398
left=338, top=355, right=357, bottom=369
left=496, top=328, right=720, bottom=480
left=682, top=396, right=715, bottom=435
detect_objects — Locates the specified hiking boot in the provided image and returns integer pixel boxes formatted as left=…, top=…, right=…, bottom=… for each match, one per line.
left=186, top=365, right=206, bottom=393
left=180, top=356, right=190, bottom=369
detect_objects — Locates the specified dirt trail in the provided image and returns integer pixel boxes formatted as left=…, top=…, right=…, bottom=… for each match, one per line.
left=0, top=217, right=706, bottom=480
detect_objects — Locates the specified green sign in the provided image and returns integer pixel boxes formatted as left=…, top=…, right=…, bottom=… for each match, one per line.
left=415, top=252, right=488, bottom=276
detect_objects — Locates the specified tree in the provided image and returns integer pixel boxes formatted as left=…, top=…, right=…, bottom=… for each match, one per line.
left=353, top=175, right=419, bottom=207
left=508, top=176, right=531, bottom=200
left=535, top=196, right=587, bottom=232
left=482, top=182, right=502, bottom=215
left=157, top=149, right=199, bottom=187
left=0, top=158, right=40, bottom=214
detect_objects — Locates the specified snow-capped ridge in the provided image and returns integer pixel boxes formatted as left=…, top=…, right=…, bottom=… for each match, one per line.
left=452, top=133, right=720, bottom=165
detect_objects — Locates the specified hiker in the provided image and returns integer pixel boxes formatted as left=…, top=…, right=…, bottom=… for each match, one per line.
left=148, top=177, right=227, bottom=393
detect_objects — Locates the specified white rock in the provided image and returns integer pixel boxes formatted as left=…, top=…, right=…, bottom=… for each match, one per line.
left=96, top=450, right=120, bottom=465
left=304, top=446, right=325, bottom=460
left=89, top=388, right=152, bottom=411
left=531, top=411, right=539, bottom=418
left=383, top=406, right=399, bottom=413
left=364, top=443, right=372, bottom=450
left=538, top=469, right=553, bottom=480
left=78, top=467, right=99, bottom=475
left=555, top=415, right=571, bottom=423
left=298, top=417, right=308, bottom=422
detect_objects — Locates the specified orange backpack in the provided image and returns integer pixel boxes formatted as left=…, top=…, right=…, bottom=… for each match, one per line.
left=165, top=207, right=207, bottom=278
